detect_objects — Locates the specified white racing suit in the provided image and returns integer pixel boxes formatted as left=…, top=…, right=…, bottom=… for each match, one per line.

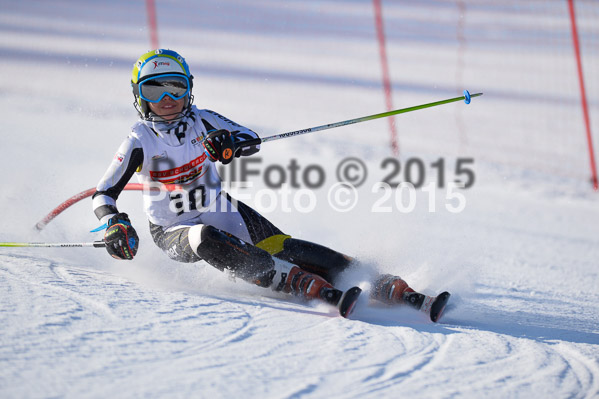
left=93, top=106, right=353, bottom=287
left=91, top=106, right=427, bottom=312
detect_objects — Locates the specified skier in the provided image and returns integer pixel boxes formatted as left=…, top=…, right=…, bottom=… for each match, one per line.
left=92, top=49, right=448, bottom=320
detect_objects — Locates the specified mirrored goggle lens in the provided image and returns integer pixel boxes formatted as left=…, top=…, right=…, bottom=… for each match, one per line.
left=139, top=75, right=189, bottom=102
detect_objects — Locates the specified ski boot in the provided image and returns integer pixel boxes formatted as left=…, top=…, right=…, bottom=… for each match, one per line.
left=193, top=226, right=361, bottom=318
left=273, top=263, right=361, bottom=318
left=370, top=274, right=450, bottom=322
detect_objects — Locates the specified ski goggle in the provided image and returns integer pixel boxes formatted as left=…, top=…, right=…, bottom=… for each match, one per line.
left=138, top=74, right=190, bottom=103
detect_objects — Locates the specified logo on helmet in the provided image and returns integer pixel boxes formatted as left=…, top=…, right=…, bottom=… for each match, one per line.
left=153, top=60, right=171, bottom=69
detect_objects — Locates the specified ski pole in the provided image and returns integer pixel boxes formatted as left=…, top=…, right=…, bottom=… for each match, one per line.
left=239, top=90, right=482, bottom=149
left=0, top=241, right=106, bottom=248
left=34, top=91, right=482, bottom=231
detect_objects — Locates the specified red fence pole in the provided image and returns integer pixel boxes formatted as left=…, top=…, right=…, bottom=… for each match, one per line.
left=146, top=0, right=159, bottom=49
left=373, top=0, right=399, bottom=156
left=34, top=183, right=195, bottom=231
left=567, top=0, right=598, bottom=190
left=34, top=184, right=147, bottom=231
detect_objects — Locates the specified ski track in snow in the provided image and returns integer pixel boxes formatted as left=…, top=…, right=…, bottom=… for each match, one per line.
left=1, top=0, right=599, bottom=397
left=1, top=251, right=598, bottom=398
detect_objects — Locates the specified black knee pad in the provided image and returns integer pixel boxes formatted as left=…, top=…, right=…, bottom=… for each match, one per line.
left=196, top=225, right=275, bottom=285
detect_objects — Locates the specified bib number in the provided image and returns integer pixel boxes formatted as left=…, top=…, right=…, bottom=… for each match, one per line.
left=169, top=186, right=206, bottom=216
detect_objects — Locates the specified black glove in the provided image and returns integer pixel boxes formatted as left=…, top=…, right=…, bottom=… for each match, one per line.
left=203, top=129, right=236, bottom=165
left=233, top=132, right=261, bottom=158
left=104, top=213, right=139, bottom=260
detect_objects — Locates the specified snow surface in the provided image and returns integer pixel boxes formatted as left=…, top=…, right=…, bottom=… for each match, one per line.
left=1, top=0, right=599, bottom=398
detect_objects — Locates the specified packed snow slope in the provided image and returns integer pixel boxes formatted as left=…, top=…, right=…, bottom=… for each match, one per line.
left=1, top=1, right=598, bottom=398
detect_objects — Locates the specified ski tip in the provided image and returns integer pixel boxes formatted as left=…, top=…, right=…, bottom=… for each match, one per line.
left=430, top=291, right=451, bottom=323
left=339, top=286, right=362, bottom=318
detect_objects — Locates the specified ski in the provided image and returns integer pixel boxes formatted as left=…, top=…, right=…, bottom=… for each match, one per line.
left=321, top=286, right=362, bottom=318
left=419, top=291, right=451, bottom=322
left=403, top=290, right=451, bottom=322
left=338, top=286, right=362, bottom=318
left=429, top=291, right=451, bottom=322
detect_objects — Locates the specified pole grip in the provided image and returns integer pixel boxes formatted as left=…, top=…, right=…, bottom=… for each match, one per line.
left=236, top=137, right=262, bottom=150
